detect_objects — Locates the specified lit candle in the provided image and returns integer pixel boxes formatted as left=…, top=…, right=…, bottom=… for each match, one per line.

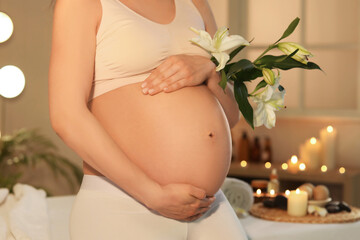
left=269, top=189, right=275, bottom=197
left=287, top=155, right=299, bottom=173
left=303, top=137, right=322, bottom=170
left=287, top=189, right=308, bottom=217
left=320, top=126, right=337, bottom=170
left=285, top=190, right=290, bottom=197
left=256, top=189, right=262, bottom=196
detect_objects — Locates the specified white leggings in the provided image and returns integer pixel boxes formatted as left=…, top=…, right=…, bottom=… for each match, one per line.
left=70, top=174, right=248, bottom=240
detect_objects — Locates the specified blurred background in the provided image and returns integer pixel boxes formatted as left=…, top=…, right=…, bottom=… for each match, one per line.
left=0, top=0, right=359, bottom=205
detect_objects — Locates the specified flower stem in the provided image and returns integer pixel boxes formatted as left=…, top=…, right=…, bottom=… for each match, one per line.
left=254, top=44, right=276, bottom=63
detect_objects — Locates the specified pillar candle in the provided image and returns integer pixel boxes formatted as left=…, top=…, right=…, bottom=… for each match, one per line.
left=320, top=126, right=337, bottom=170
left=304, top=137, right=321, bottom=170
left=287, top=189, right=308, bottom=217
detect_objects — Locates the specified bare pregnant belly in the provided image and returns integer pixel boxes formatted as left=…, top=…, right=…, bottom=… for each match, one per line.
left=87, top=82, right=232, bottom=196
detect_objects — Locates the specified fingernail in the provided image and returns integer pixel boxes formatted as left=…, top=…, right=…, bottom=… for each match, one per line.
left=142, top=88, right=148, bottom=94
left=141, top=82, right=147, bottom=88
left=148, top=89, right=154, bottom=94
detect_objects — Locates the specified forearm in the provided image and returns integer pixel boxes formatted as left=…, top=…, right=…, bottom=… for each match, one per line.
left=205, top=71, right=240, bottom=128
left=51, top=108, right=160, bottom=206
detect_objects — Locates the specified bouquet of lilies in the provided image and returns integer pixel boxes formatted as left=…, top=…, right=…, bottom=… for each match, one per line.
left=190, top=17, right=321, bottom=129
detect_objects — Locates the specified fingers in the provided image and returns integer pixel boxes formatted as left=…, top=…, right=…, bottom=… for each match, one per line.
left=189, top=185, right=207, bottom=199
left=198, top=197, right=216, bottom=208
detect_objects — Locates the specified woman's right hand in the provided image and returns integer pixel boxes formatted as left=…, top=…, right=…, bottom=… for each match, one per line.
left=146, top=183, right=216, bottom=221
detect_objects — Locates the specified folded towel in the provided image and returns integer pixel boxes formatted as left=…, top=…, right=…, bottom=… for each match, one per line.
left=0, top=216, right=8, bottom=240
left=221, top=177, right=254, bottom=213
left=9, top=184, right=50, bottom=240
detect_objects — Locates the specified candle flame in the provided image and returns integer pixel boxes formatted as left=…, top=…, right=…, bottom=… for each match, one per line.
left=291, top=155, right=298, bottom=164
left=327, top=125, right=333, bottom=133
left=310, top=137, right=317, bottom=145
left=299, top=163, right=306, bottom=171
left=240, top=160, right=247, bottom=167
left=265, top=162, right=271, bottom=169
left=281, top=163, right=288, bottom=170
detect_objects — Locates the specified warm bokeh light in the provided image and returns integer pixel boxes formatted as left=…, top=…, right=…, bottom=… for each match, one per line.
left=296, top=188, right=300, bottom=194
left=0, top=65, right=25, bottom=98
left=265, top=162, right=271, bottom=169
left=240, top=160, right=247, bottom=167
left=0, top=12, right=13, bottom=43
left=281, top=163, right=288, bottom=170
left=291, top=155, right=298, bottom=164
left=299, top=163, right=306, bottom=171
left=310, top=137, right=317, bottom=145
left=256, top=189, right=262, bottom=195
left=285, top=190, right=290, bottom=196
left=321, top=165, right=328, bottom=172
left=269, top=189, right=275, bottom=196
left=327, top=125, right=334, bottom=133
left=339, top=167, right=346, bottom=174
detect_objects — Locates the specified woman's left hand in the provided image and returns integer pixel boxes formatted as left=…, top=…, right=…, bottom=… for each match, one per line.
left=141, top=54, right=216, bottom=95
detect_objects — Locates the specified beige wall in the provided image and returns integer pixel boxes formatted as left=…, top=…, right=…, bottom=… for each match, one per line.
left=0, top=0, right=359, bottom=197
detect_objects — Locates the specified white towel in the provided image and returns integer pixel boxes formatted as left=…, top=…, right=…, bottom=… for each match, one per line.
left=221, top=177, right=254, bottom=212
left=8, top=184, right=50, bottom=240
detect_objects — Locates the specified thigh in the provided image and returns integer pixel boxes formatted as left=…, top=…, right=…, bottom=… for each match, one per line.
left=187, top=190, right=248, bottom=240
left=70, top=189, right=187, bottom=240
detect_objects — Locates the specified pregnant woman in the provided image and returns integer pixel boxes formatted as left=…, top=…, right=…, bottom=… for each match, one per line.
left=49, top=0, right=247, bottom=239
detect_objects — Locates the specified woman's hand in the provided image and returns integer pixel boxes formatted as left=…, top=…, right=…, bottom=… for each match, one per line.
left=141, top=54, right=216, bottom=95
left=145, top=183, right=215, bottom=222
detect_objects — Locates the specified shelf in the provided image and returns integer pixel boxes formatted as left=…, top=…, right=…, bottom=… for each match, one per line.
left=228, top=162, right=360, bottom=207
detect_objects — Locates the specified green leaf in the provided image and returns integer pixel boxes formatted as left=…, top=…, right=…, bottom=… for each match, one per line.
left=233, top=67, right=263, bottom=82
left=229, top=45, right=247, bottom=62
left=276, top=17, right=300, bottom=43
left=218, top=70, right=227, bottom=91
left=252, top=80, right=267, bottom=94
left=227, top=59, right=255, bottom=78
left=255, top=54, right=322, bottom=71
left=234, top=80, right=254, bottom=129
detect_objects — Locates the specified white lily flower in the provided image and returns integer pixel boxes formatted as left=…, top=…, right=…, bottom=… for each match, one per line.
left=251, top=73, right=285, bottom=129
left=190, top=26, right=249, bottom=71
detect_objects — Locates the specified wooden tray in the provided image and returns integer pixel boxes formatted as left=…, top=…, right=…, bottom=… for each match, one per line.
left=250, top=203, right=360, bottom=223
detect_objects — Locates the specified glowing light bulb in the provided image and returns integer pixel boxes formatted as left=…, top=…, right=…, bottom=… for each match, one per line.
left=265, top=162, right=271, bottom=169
left=281, top=163, right=288, bottom=170
left=299, top=163, right=306, bottom=171
left=0, top=12, right=14, bottom=43
left=0, top=65, right=25, bottom=98
left=291, top=155, right=298, bottom=164
left=339, top=167, right=346, bottom=174
left=240, top=160, right=247, bottom=167
left=310, top=137, right=317, bottom=145
left=321, top=165, right=328, bottom=172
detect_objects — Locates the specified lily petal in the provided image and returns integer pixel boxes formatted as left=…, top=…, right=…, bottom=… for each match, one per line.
left=218, top=35, right=250, bottom=52
left=212, top=52, right=230, bottom=71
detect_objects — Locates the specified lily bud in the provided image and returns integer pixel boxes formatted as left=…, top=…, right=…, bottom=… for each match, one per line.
left=277, top=42, right=314, bottom=64
left=262, top=68, right=275, bottom=85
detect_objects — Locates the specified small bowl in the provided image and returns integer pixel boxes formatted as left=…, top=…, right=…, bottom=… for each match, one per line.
left=308, top=198, right=332, bottom=207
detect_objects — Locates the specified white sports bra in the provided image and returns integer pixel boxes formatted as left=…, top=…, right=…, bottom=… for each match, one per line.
left=88, top=0, right=211, bottom=102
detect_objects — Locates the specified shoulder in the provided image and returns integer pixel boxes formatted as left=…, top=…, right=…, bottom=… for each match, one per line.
left=53, top=0, right=101, bottom=33
left=190, top=0, right=217, bottom=36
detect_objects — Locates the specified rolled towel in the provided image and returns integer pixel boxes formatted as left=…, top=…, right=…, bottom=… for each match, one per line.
left=0, top=189, right=9, bottom=205
left=9, top=183, right=50, bottom=240
left=221, top=177, right=254, bottom=212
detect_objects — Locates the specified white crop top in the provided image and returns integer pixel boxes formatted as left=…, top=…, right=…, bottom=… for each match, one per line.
left=88, top=0, right=211, bottom=102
